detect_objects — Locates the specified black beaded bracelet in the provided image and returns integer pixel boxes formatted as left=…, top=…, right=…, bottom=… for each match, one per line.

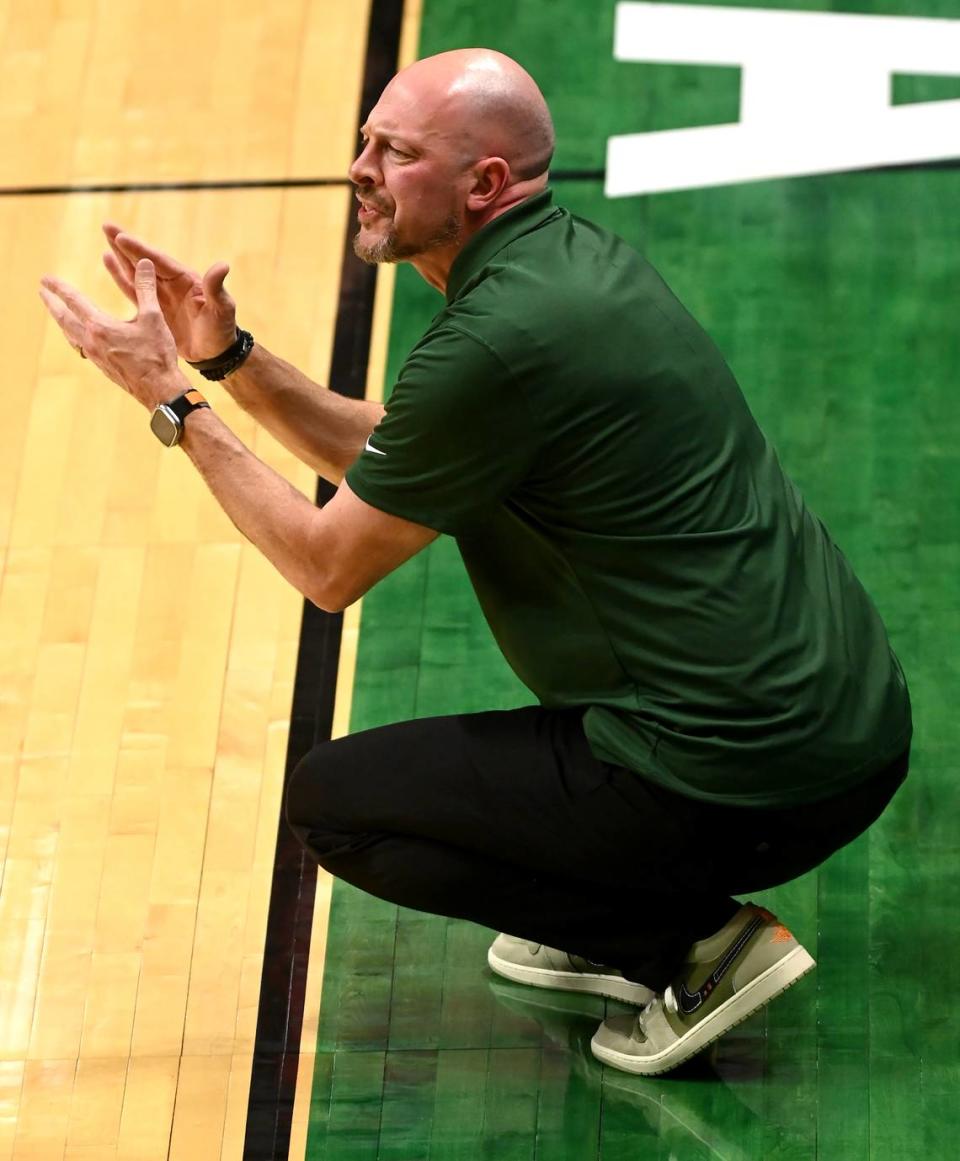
left=187, top=329, right=255, bottom=381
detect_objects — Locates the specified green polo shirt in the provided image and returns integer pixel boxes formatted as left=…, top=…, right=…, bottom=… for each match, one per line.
left=345, top=190, right=911, bottom=806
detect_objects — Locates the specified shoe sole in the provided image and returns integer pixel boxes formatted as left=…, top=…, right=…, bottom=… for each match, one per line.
left=487, top=946, right=654, bottom=1006
left=590, top=944, right=816, bottom=1075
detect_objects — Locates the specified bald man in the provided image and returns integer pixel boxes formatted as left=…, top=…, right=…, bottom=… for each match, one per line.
left=40, top=49, right=911, bottom=1078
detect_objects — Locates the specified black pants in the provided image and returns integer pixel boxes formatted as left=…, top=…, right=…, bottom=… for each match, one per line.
left=285, top=706, right=908, bottom=990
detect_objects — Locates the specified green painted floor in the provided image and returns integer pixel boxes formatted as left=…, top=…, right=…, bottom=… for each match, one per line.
left=306, top=1, right=959, bottom=1156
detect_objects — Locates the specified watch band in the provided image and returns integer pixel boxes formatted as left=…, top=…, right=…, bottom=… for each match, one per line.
left=166, top=388, right=211, bottom=422
left=187, top=329, right=255, bottom=380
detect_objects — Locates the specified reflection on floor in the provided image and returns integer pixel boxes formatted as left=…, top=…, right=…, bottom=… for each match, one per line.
left=308, top=881, right=818, bottom=1159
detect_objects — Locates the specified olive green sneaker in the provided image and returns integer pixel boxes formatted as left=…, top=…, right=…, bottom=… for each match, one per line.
left=590, top=903, right=815, bottom=1075
left=487, top=934, right=654, bottom=1005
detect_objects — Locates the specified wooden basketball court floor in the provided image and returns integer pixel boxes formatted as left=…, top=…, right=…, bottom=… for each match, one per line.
left=0, top=0, right=418, bottom=1155
left=2, top=0, right=958, bottom=1158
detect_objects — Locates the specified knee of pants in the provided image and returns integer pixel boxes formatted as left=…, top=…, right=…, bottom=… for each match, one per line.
left=284, top=739, right=360, bottom=847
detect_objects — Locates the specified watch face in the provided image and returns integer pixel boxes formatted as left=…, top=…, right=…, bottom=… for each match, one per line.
left=150, top=404, right=181, bottom=447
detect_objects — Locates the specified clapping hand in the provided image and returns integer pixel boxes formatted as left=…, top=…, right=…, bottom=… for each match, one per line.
left=39, top=259, right=189, bottom=410
left=102, top=224, right=237, bottom=363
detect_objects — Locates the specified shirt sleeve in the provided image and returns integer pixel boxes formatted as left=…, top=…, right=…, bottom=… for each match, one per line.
left=345, top=324, right=540, bottom=536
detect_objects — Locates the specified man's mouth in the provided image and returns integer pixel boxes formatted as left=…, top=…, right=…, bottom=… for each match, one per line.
left=357, top=198, right=391, bottom=222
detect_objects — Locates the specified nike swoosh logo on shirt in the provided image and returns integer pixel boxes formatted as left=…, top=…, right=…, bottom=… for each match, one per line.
left=364, top=438, right=387, bottom=456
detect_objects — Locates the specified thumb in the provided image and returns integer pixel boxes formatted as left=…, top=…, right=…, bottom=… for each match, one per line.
left=134, top=258, right=160, bottom=313
left=202, top=262, right=232, bottom=304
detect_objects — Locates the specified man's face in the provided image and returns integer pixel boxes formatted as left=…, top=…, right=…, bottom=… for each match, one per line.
left=349, top=79, right=468, bottom=265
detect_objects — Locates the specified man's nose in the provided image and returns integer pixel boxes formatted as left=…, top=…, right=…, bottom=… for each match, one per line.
left=349, top=143, right=380, bottom=186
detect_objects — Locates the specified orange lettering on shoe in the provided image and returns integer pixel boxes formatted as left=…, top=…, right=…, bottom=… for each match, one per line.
left=771, top=925, right=793, bottom=943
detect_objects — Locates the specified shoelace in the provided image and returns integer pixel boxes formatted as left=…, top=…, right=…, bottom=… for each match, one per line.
left=633, top=989, right=674, bottom=1041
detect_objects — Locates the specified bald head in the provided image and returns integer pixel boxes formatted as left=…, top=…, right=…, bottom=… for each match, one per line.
left=350, top=50, right=555, bottom=288
left=387, top=49, right=555, bottom=182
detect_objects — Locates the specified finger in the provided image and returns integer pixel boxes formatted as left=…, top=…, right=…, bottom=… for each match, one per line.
left=201, top=261, right=231, bottom=302
left=103, top=222, right=137, bottom=282
left=103, top=222, right=128, bottom=249
left=38, top=286, right=85, bottom=349
left=39, top=276, right=101, bottom=324
left=103, top=250, right=137, bottom=305
left=133, top=258, right=161, bottom=314
left=113, top=230, right=187, bottom=279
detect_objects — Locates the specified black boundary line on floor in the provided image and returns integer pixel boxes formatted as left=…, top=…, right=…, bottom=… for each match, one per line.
left=0, top=169, right=601, bottom=198
left=0, top=177, right=350, bottom=197
left=240, top=3, right=405, bottom=1160
left=3, top=158, right=958, bottom=200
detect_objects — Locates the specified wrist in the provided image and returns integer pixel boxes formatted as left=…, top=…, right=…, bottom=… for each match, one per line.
left=216, top=343, right=266, bottom=406
left=143, top=369, right=192, bottom=410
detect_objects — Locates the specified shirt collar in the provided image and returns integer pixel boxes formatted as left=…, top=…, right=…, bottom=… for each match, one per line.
left=445, top=188, right=560, bottom=303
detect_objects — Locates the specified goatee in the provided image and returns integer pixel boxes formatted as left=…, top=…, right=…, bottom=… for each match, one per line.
left=353, top=213, right=462, bottom=265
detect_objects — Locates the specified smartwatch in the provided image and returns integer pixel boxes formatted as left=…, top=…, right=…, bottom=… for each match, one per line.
left=150, top=388, right=211, bottom=447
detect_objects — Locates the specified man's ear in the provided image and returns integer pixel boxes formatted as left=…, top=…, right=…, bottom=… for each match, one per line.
left=465, top=158, right=511, bottom=212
